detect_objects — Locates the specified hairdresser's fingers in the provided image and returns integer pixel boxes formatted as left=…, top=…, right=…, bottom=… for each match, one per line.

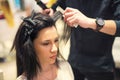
left=43, top=8, right=54, bottom=16
left=64, top=7, right=74, bottom=13
left=64, top=7, right=78, bottom=22
left=43, top=9, right=50, bottom=14
left=67, top=16, right=77, bottom=26
left=47, top=8, right=54, bottom=16
left=64, top=11, right=75, bottom=21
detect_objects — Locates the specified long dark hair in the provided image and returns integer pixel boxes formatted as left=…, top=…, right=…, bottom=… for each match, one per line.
left=11, top=11, right=59, bottom=80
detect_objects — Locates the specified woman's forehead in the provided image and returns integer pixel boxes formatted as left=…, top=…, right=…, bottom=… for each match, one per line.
left=37, top=26, right=58, bottom=40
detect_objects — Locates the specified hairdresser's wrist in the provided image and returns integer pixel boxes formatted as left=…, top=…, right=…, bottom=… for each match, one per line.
left=86, top=18, right=96, bottom=30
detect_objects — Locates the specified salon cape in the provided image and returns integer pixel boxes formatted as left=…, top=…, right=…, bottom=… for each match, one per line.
left=16, top=60, right=74, bottom=80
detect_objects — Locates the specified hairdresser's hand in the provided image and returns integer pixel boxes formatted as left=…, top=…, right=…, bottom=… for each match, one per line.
left=63, top=7, right=93, bottom=28
left=43, top=8, right=54, bottom=16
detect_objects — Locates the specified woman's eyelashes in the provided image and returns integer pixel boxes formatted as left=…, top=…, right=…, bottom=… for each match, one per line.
left=41, top=38, right=59, bottom=46
left=42, top=42, right=49, bottom=46
left=55, top=38, right=59, bottom=43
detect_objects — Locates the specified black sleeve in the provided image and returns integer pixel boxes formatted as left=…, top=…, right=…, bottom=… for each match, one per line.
left=112, top=0, right=120, bottom=36
left=51, top=0, right=66, bottom=11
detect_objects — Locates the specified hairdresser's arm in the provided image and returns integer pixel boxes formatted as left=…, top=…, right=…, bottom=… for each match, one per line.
left=63, top=7, right=120, bottom=36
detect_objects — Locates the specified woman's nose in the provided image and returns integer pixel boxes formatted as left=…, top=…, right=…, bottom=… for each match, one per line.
left=51, top=44, right=58, bottom=52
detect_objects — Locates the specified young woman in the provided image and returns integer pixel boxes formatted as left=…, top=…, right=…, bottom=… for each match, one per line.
left=11, top=11, right=74, bottom=80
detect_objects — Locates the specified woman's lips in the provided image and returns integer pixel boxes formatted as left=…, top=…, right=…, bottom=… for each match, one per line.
left=50, top=55, right=57, bottom=59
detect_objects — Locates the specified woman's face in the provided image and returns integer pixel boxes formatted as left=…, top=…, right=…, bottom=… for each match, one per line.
left=33, top=26, right=59, bottom=65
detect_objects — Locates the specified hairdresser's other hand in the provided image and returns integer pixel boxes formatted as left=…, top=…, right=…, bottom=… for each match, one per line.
left=64, top=7, right=93, bottom=28
left=43, top=8, right=54, bottom=16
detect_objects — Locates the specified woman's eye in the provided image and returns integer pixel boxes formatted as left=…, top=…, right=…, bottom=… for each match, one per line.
left=42, top=42, right=49, bottom=45
left=55, top=39, right=59, bottom=43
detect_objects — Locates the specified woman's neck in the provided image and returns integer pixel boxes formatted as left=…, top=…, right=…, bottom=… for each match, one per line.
left=34, top=63, right=58, bottom=80
left=41, top=63, right=56, bottom=72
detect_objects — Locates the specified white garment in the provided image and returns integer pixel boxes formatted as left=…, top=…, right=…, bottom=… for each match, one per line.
left=16, top=60, right=74, bottom=80
left=55, top=60, right=74, bottom=80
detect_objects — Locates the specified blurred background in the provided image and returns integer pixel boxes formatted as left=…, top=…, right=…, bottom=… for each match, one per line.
left=0, top=0, right=56, bottom=80
left=0, top=0, right=120, bottom=80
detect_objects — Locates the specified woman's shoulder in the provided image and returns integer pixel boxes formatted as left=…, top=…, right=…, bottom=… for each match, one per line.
left=56, top=60, right=74, bottom=80
left=59, top=59, right=71, bottom=68
left=16, top=75, right=27, bottom=80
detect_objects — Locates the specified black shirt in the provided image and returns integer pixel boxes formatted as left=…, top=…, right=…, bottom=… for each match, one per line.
left=53, top=0, right=120, bottom=72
